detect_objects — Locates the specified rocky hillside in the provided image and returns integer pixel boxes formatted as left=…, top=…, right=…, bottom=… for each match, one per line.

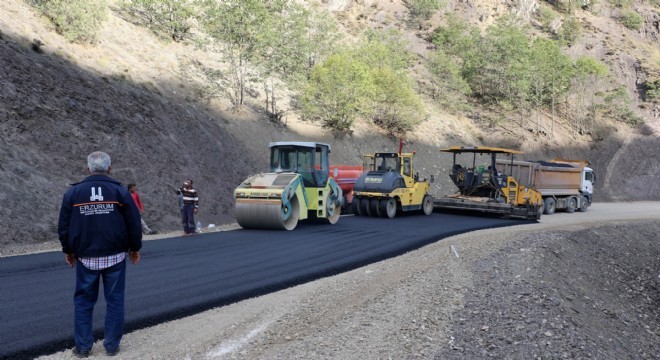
left=0, top=0, right=658, bottom=249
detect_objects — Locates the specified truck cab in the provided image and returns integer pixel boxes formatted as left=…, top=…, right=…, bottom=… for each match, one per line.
left=582, top=167, right=595, bottom=200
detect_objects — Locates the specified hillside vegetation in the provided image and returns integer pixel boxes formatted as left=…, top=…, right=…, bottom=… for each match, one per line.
left=0, top=0, right=658, bottom=248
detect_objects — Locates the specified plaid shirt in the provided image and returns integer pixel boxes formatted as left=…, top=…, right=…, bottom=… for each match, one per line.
left=80, top=252, right=126, bottom=270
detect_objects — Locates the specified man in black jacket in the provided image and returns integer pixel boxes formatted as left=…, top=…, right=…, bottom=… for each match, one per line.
left=177, top=179, right=199, bottom=235
left=58, top=151, right=142, bottom=358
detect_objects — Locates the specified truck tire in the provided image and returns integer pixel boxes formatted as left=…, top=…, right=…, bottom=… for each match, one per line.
left=380, top=198, right=397, bottom=218
left=370, top=198, right=382, bottom=217
left=422, top=195, right=433, bottom=215
left=544, top=197, right=556, bottom=215
left=360, top=197, right=371, bottom=216
left=352, top=197, right=362, bottom=216
left=566, top=197, right=576, bottom=213
left=578, top=195, right=589, bottom=212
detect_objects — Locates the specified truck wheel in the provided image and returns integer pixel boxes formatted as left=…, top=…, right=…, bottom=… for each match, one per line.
left=544, top=198, right=556, bottom=215
left=324, top=193, right=341, bottom=224
left=360, top=198, right=372, bottom=216
left=566, top=197, right=577, bottom=213
left=422, top=195, right=433, bottom=215
left=380, top=198, right=397, bottom=218
left=578, top=196, right=589, bottom=212
left=370, top=198, right=382, bottom=217
left=352, top=197, right=362, bottom=216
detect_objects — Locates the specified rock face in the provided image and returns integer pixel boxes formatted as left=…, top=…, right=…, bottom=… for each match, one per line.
left=0, top=35, right=256, bottom=247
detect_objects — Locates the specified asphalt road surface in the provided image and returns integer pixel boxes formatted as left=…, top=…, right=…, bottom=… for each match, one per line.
left=0, top=212, right=531, bottom=359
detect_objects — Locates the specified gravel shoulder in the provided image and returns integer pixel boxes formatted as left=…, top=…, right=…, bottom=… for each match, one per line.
left=34, top=202, right=660, bottom=359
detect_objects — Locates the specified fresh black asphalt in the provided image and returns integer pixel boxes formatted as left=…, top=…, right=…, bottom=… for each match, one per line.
left=0, top=212, right=533, bottom=359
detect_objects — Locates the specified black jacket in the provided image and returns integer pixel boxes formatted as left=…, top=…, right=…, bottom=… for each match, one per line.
left=58, top=174, right=142, bottom=257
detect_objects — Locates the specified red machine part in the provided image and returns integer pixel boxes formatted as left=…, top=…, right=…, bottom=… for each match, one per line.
left=330, top=165, right=363, bottom=206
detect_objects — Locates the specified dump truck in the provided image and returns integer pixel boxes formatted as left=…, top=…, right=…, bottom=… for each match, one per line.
left=434, top=146, right=543, bottom=219
left=496, top=159, right=595, bottom=214
left=233, top=142, right=343, bottom=230
left=351, top=142, right=433, bottom=218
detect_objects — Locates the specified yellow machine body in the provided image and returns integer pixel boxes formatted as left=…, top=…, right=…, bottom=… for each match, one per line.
left=352, top=152, right=434, bottom=218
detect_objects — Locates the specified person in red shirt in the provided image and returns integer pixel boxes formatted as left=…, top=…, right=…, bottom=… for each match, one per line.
left=128, top=184, right=157, bottom=235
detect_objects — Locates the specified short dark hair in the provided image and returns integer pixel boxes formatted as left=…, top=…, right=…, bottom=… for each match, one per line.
left=128, top=183, right=136, bottom=190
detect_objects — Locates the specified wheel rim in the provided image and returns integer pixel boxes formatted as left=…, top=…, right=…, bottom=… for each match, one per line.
left=544, top=198, right=556, bottom=215
left=385, top=198, right=397, bottom=218
left=579, top=196, right=588, bottom=211
left=326, top=194, right=341, bottom=224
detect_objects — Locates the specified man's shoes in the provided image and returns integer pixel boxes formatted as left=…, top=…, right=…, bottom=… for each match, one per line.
left=72, top=348, right=90, bottom=358
left=148, top=230, right=158, bottom=235
left=106, top=347, right=120, bottom=356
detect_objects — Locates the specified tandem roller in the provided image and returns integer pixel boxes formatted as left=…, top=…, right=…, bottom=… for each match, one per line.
left=233, top=142, right=343, bottom=231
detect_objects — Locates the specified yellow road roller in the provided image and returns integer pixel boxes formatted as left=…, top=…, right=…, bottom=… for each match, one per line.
left=233, top=142, right=343, bottom=230
left=352, top=144, right=434, bottom=218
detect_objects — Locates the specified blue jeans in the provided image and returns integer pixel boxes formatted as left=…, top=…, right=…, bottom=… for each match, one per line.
left=74, top=260, right=126, bottom=352
left=182, top=204, right=195, bottom=234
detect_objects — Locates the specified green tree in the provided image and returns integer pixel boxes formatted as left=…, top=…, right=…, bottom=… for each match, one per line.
left=404, top=0, right=444, bottom=22
left=470, top=18, right=532, bottom=106
left=536, top=5, right=559, bottom=34
left=429, top=15, right=479, bottom=60
left=619, top=10, right=644, bottom=30
left=370, top=66, right=424, bottom=136
left=256, top=1, right=340, bottom=120
left=198, top=0, right=272, bottom=108
left=568, top=56, right=609, bottom=134
left=301, top=29, right=424, bottom=135
left=354, top=29, right=413, bottom=71
left=426, top=49, right=471, bottom=110
left=29, top=0, right=108, bottom=44
left=119, top=0, right=194, bottom=42
left=645, top=79, right=660, bottom=103
left=602, top=86, right=643, bottom=125
left=529, top=38, right=575, bottom=133
left=300, top=4, right=342, bottom=78
left=557, top=16, right=582, bottom=46
left=608, top=0, right=633, bottom=8
left=300, top=52, right=374, bottom=133
left=353, top=29, right=424, bottom=135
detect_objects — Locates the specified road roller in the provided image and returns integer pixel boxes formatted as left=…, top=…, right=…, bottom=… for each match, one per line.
left=352, top=141, right=434, bottom=218
left=233, top=142, right=343, bottom=230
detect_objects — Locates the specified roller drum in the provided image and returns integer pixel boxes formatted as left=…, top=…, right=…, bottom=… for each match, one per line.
left=235, top=196, right=300, bottom=230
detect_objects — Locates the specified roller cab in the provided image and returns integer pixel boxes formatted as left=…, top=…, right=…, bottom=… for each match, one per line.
left=234, top=142, right=342, bottom=230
